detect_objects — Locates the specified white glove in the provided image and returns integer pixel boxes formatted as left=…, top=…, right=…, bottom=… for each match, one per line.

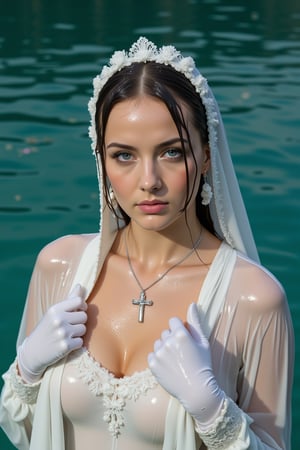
left=148, top=303, right=225, bottom=428
left=17, top=284, right=87, bottom=384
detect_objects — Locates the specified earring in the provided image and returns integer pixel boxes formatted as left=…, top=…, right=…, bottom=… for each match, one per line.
left=109, top=186, right=118, bottom=209
left=201, top=174, right=213, bottom=206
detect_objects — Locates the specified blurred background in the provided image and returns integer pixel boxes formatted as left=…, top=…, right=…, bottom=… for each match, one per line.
left=0, top=0, right=299, bottom=448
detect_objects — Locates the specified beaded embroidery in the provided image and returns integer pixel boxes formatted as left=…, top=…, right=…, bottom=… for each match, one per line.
left=71, top=348, right=158, bottom=438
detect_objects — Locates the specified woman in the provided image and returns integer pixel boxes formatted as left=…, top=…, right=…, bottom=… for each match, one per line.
left=0, top=37, right=294, bottom=449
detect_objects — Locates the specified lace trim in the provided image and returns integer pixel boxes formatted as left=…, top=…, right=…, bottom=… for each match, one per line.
left=195, top=397, right=247, bottom=449
left=71, top=348, right=158, bottom=438
left=9, top=358, right=41, bottom=404
left=88, top=37, right=219, bottom=157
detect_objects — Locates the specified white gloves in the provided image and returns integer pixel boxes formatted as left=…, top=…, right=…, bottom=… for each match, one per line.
left=148, top=303, right=225, bottom=428
left=17, top=284, right=87, bottom=384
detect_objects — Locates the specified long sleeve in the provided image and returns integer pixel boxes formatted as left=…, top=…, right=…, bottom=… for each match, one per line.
left=0, top=359, right=40, bottom=450
left=162, top=247, right=293, bottom=450
left=0, top=253, right=53, bottom=450
left=196, top=253, right=294, bottom=449
left=0, top=234, right=92, bottom=449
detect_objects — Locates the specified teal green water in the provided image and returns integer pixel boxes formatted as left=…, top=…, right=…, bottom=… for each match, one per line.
left=0, top=1, right=299, bottom=448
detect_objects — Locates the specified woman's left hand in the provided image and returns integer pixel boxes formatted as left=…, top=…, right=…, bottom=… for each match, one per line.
left=148, top=303, right=225, bottom=427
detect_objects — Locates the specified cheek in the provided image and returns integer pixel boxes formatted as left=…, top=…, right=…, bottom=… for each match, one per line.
left=175, top=162, right=198, bottom=196
left=108, top=174, right=131, bottom=197
left=105, top=161, right=128, bottom=195
left=173, top=168, right=188, bottom=193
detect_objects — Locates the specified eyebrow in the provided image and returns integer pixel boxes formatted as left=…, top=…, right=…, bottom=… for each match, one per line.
left=106, top=137, right=188, bottom=151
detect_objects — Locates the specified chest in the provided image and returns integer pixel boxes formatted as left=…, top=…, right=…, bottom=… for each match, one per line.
left=83, top=254, right=209, bottom=377
left=61, top=349, right=168, bottom=448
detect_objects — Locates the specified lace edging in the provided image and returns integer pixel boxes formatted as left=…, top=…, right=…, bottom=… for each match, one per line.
left=71, top=348, right=158, bottom=438
left=195, top=397, right=252, bottom=449
left=9, top=358, right=41, bottom=404
left=88, top=37, right=219, bottom=157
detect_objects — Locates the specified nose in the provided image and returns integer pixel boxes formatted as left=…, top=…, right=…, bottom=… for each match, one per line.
left=139, top=159, right=162, bottom=192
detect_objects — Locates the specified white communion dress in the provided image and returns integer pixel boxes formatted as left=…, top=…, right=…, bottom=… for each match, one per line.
left=0, top=234, right=294, bottom=449
left=0, top=37, right=294, bottom=449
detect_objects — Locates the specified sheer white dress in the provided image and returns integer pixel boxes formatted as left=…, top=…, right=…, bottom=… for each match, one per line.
left=0, top=234, right=293, bottom=449
left=0, top=37, right=294, bottom=449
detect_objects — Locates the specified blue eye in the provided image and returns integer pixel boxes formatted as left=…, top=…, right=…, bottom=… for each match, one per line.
left=114, top=152, right=133, bottom=161
left=164, top=148, right=183, bottom=159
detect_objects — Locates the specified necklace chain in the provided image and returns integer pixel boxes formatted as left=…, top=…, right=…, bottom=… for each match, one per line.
left=124, top=228, right=203, bottom=322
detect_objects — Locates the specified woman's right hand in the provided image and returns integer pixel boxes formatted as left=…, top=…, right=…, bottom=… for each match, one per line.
left=17, top=284, right=87, bottom=384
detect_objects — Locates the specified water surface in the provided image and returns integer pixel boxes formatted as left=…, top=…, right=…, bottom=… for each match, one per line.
left=0, top=1, right=299, bottom=448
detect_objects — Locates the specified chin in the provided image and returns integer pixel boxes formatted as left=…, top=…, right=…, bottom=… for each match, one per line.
left=132, top=214, right=183, bottom=232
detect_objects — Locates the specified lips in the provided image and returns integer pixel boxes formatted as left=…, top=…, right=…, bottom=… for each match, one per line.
left=139, top=200, right=167, bottom=205
left=137, top=200, right=168, bottom=214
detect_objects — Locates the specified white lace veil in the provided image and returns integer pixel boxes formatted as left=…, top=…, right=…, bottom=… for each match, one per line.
left=88, top=37, right=259, bottom=264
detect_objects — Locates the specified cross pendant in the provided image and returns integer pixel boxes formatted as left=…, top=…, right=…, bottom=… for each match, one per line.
left=132, top=291, right=153, bottom=323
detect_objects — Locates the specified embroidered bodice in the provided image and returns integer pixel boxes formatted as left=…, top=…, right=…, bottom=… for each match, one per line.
left=60, top=348, right=169, bottom=449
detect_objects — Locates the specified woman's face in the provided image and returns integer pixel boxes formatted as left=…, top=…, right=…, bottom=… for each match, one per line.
left=104, top=95, right=209, bottom=232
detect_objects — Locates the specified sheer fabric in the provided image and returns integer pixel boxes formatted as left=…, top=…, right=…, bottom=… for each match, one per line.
left=61, top=348, right=166, bottom=450
left=0, top=235, right=293, bottom=449
left=0, top=37, right=294, bottom=449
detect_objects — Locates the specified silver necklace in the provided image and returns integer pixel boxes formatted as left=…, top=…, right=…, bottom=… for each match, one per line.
left=124, top=229, right=203, bottom=323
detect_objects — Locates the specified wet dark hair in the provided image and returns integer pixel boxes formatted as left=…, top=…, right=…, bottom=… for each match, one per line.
left=95, top=61, right=216, bottom=235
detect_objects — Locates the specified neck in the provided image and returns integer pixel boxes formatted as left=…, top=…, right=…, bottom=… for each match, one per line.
left=123, top=220, right=203, bottom=271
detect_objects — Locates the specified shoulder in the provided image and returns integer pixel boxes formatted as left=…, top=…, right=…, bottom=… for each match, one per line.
left=36, top=233, right=98, bottom=272
left=229, top=253, right=294, bottom=363
left=231, top=252, right=287, bottom=316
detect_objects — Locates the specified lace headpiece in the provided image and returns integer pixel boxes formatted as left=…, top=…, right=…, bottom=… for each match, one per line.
left=88, top=36, right=218, bottom=156
left=88, top=36, right=259, bottom=262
